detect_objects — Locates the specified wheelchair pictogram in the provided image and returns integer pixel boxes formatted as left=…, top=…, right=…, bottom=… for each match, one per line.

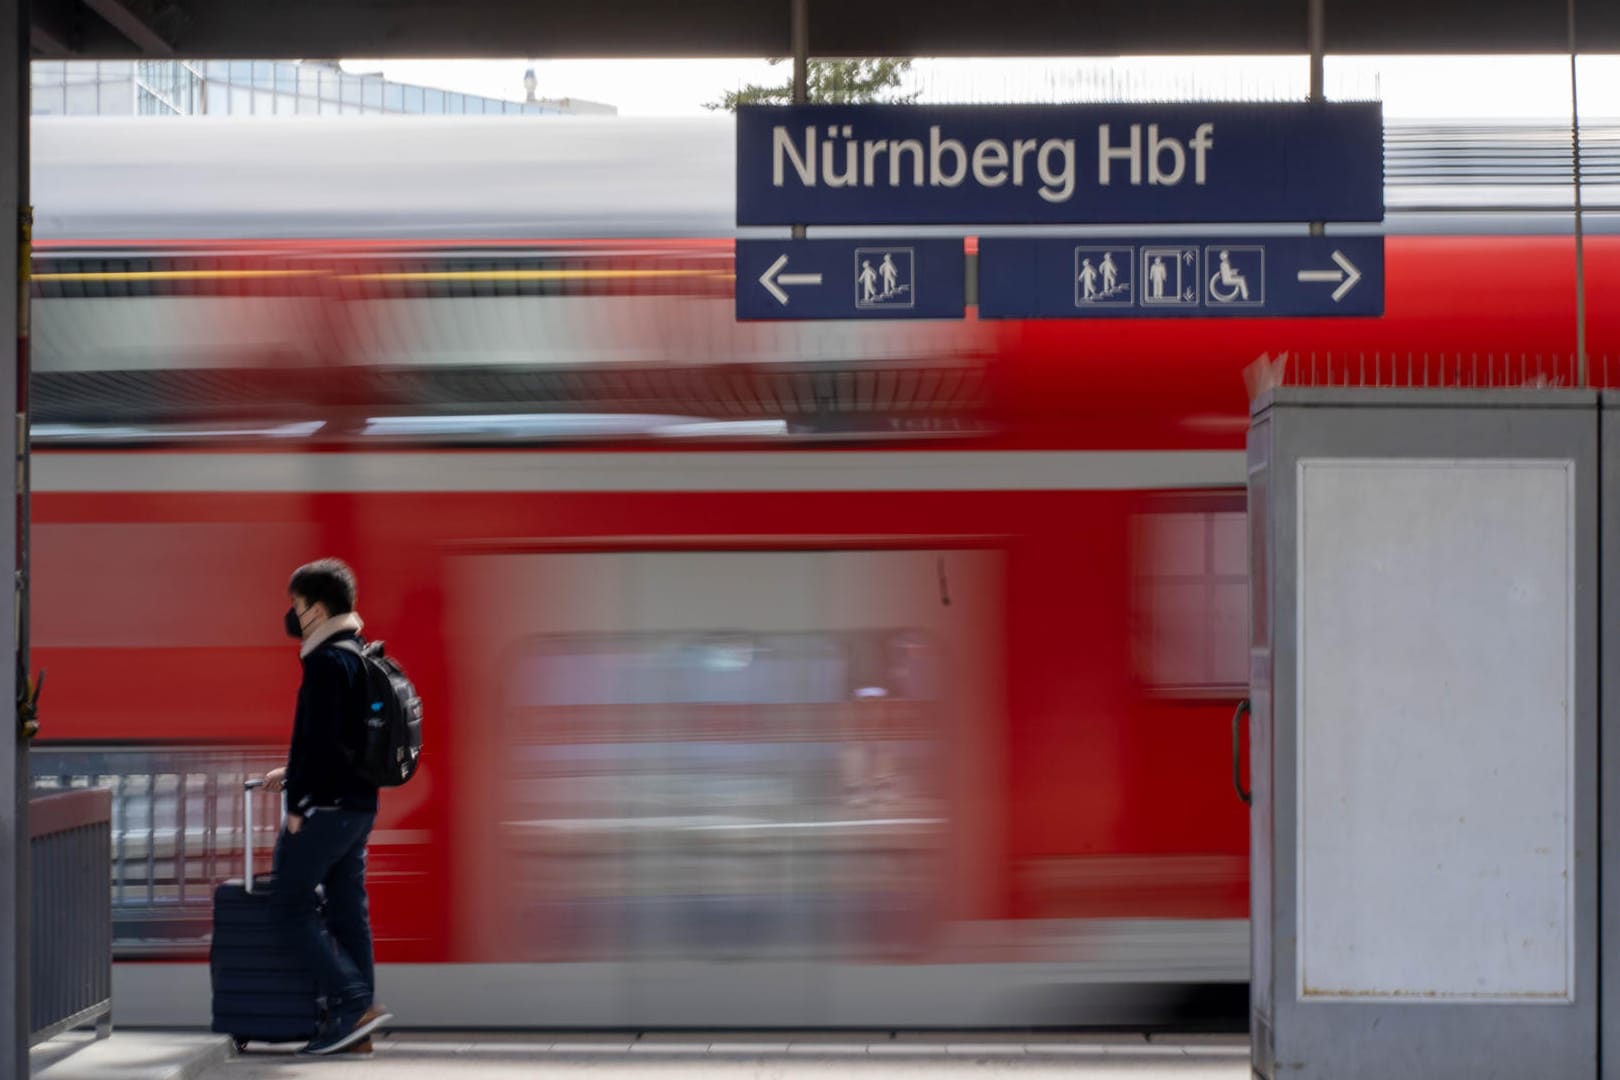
left=1204, top=246, right=1265, bottom=307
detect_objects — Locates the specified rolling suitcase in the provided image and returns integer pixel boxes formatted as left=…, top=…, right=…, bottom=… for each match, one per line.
left=209, top=778, right=322, bottom=1049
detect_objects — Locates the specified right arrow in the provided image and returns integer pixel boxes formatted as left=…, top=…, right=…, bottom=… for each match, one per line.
left=1296, top=249, right=1362, bottom=302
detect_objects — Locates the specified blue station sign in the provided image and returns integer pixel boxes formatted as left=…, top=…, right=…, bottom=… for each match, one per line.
left=736, top=103, right=1384, bottom=227
left=735, top=238, right=966, bottom=321
left=977, top=236, right=1385, bottom=319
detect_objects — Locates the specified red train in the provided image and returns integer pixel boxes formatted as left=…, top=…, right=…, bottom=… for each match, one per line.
left=24, top=114, right=1619, bottom=1027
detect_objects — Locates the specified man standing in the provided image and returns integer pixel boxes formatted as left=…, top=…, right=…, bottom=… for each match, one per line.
left=858, top=259, right=879, bottom=304
left=879, top=252, right=900, bottom=298
left=1078, top=257, right=1099, bottom=301
left=263, top=558, right=393, bottom=1056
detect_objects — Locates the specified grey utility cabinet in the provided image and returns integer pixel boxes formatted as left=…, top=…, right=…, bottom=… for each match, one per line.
left=1247, top=389, right=1598, bottom=1080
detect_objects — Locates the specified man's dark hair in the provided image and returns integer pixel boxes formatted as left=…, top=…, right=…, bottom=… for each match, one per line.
left=288, top=558, right=358, bottom=616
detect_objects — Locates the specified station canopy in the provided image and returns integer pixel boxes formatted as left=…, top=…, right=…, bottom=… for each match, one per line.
left=28, top=0, right=1620, bottom=60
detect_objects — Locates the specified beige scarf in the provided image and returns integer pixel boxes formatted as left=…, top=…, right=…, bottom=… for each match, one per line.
left=300, top=612, right=365, bottom=659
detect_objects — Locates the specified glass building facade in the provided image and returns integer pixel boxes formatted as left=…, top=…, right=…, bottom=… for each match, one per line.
left=32, top=59, right=616, bottom=117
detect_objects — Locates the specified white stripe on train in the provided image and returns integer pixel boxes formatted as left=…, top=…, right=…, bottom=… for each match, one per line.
left=33, top=450, right=1246, bottom=494
left=113, top=916, right=1249, bottom=1026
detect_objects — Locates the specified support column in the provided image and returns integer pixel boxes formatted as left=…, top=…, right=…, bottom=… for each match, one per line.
left=0, top=0, right=25, bottom=1073
left=1570, top=0, right=1587, bottom=386
left=790, top=0, right=807, bottom=240
left=1307, top=0, right=1325, bottom=239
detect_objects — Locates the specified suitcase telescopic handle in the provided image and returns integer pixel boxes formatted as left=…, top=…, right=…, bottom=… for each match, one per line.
left=242, top=778, right=287, bottom=894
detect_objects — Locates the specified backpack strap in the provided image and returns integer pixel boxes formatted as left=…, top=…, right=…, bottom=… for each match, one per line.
left=330, top=638, right=387, bottom=658
left=328, top=639, right=370, bottom=686
left=326, top=639, right=371, bottom=767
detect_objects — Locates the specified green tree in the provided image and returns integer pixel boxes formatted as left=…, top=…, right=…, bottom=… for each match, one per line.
left=705, top=58, right=918, bottom=111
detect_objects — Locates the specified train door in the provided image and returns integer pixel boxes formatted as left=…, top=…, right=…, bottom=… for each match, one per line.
left=446, top=547, right=1002, bottom=1026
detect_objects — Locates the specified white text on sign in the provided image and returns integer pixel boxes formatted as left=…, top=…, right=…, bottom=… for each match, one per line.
left=772, top=123, right=1218, bottom=205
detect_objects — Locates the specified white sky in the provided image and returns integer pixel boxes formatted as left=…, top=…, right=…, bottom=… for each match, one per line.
left=340, top=55, right=1620, bottom=120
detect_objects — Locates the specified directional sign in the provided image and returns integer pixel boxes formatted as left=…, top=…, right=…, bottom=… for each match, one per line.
left=758, top=254, right=823, bottom=304
left=736, top=239, right=966, bottom=321
left=977, top=236, right=1384, bottom=319
left=736, top=102, right=1384, bottom=227
left=1297, top=249, right=1364, bottom=302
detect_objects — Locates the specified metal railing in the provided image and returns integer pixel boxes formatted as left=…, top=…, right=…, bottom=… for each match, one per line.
left=29, top=788, right=113, bottom=1046
left=31, top=746, right=285, bottom=956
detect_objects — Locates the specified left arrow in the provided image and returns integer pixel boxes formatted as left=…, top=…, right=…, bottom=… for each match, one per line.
left=759, top=254, right=824, bottom=305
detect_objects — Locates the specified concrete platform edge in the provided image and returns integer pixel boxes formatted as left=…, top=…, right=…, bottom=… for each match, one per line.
left=32, top=1031, right=236, bottom=1080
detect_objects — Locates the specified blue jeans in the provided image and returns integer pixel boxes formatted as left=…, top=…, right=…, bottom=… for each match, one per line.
left=271, top=808, right=376, bottom=1017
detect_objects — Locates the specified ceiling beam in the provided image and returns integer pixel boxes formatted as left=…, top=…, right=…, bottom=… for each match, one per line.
left=27, top=0, right=1620, bottom=61
left=30, top=0, right=81, bottom=55
left=80, top=0, right=174, bottom=55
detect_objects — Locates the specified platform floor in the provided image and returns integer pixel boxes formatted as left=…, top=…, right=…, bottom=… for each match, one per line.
left=212, top=1032, right=1250, bottom=1078
left=30, top=1028, right=1251, bottom=1079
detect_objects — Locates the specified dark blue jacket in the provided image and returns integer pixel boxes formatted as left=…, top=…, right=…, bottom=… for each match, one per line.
left=285, top=630, right=380, bottom=815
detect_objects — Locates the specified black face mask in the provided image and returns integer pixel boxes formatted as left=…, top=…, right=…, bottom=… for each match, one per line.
left=284, top=607, right=305, bottom=640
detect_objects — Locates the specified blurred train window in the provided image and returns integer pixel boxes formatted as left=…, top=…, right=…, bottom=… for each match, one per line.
left=497, top=629, right=947, bottom=960
left=512, top=634, right=852, bottom=707
left=510, top=630, right=943, bottom=708
left=1132, top=498, right=1248, bottom=695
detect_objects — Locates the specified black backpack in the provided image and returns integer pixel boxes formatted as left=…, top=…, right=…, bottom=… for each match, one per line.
left=332, top=639, right=423, bottom=787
